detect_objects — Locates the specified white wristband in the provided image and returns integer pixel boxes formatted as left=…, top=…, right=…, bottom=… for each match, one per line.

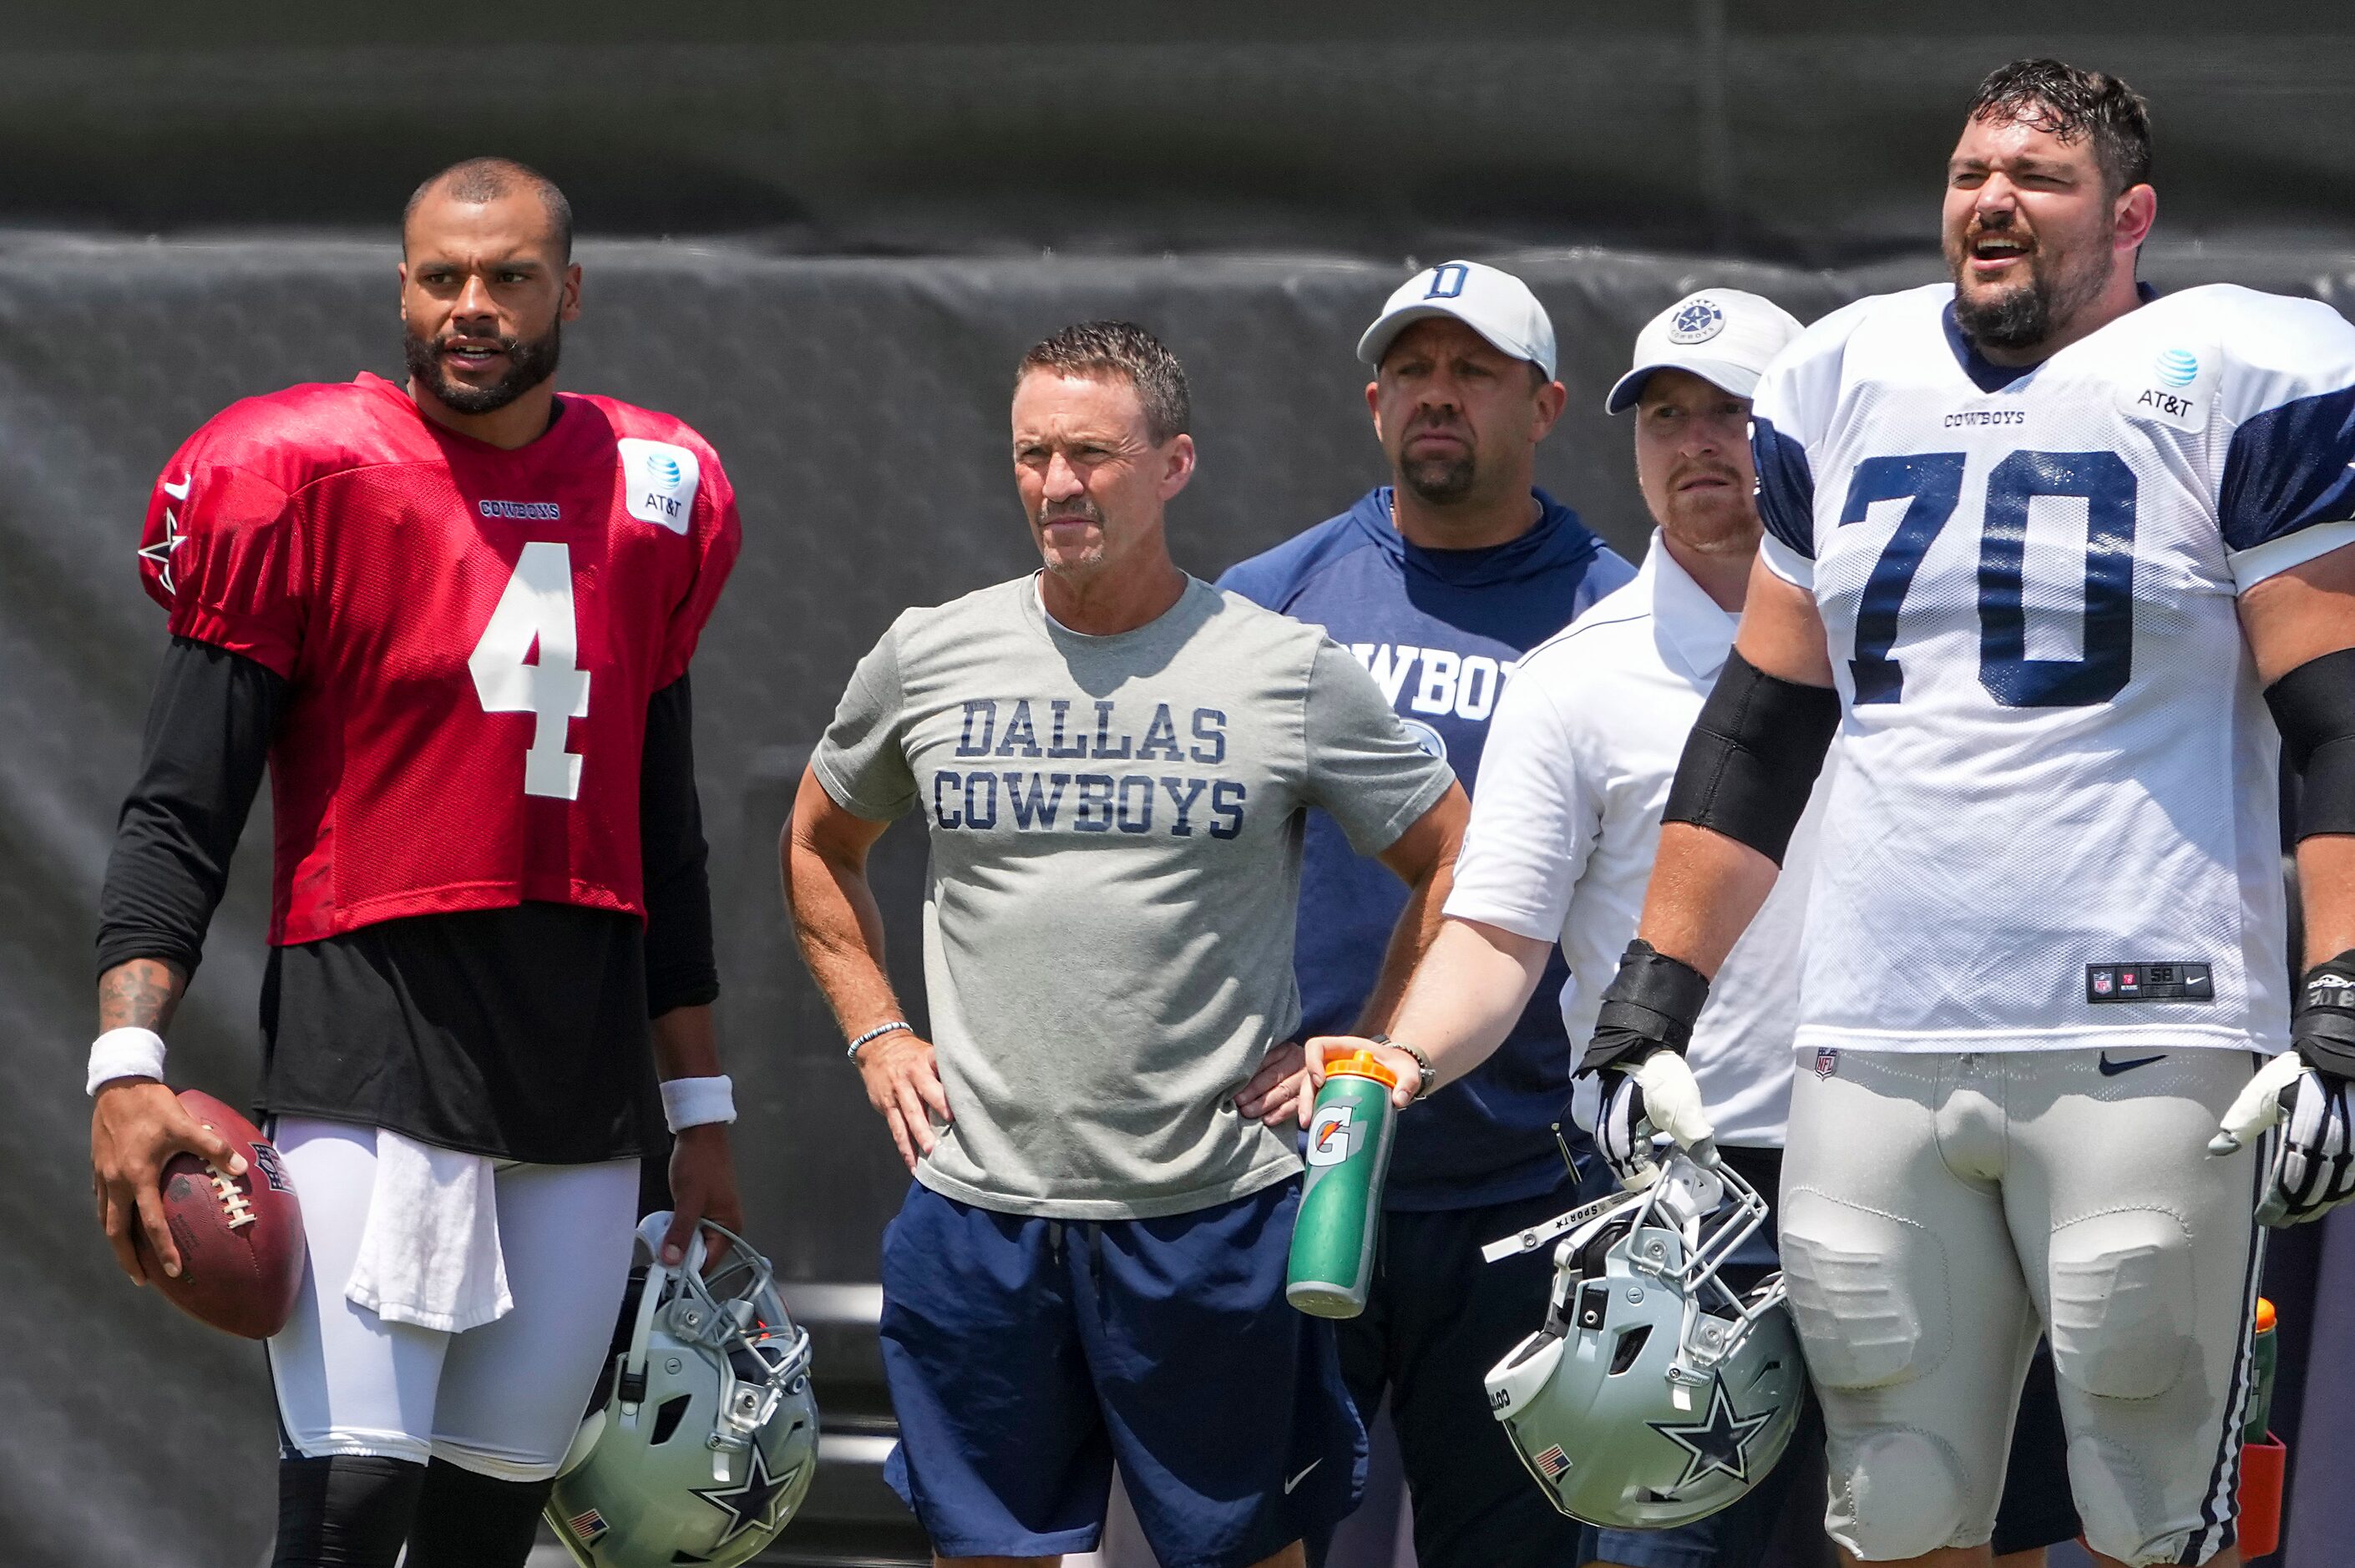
left=88, top=1027, right=168, bottom=1097
left=661, top=1074, right=737, bottom=1132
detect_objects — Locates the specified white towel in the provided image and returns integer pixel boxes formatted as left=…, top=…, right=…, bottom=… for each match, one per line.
left=344, top=1130, right=513, bottom=1333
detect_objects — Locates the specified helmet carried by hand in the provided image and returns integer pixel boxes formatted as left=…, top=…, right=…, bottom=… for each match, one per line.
left=1482, top=1152, right=1802, bottom=1530
left=546, top=1213, right=819, bottom=1566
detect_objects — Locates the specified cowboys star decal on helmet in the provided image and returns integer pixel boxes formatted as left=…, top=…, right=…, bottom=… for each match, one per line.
left=1648, top=1377, right=1778, bottom=1489
left=691, top=1436, right=800, bottom=1548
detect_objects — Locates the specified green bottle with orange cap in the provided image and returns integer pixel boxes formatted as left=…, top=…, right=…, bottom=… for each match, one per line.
left=1286, top=1050, right=1401, bottom=1318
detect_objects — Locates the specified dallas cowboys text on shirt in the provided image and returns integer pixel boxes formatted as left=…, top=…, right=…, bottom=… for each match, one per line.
left=929, top=699, right=1244, bottom=837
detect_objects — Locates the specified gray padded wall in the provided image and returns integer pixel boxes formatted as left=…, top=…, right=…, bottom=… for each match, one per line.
left=7, top=236, right=2352, bottom=1562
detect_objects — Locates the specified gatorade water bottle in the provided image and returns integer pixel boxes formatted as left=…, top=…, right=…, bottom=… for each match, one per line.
left=2245, top=1297, right=2278, bottom=1444
left=1286, top=1050, right=1400, bottom=1319
left=2238, top=1296, right=2286, bottom=1558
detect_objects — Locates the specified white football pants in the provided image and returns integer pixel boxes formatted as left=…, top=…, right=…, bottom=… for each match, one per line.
left=266, top=1118, right=639, bottom=1481
left=1780, top=1048, right=2262, bottom=1567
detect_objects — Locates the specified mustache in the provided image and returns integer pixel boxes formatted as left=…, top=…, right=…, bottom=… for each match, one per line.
left=435, top=328, right=523, bottom=352
left=1957, top=214, right=2038, bottom=255
left=1036, top=501, right=1104, bottom=526
left=1669, top=461, right=1744, bottom=489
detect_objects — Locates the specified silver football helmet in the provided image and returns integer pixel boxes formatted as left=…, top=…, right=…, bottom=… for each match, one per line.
left=1481, top=1151, right=1802, bottom=1530
left=545, top=1214, right=819, bottom=1567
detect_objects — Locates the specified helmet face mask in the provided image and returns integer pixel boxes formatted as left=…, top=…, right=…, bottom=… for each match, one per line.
left=548, top=1214, right=820, bottom=1567
left=1484, top=1154, right=1803, bottom=1530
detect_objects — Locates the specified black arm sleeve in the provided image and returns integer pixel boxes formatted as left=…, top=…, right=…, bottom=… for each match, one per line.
left=641, top=673, right=719, bottom=1017
left=2267, top=645, right=2355, bottom=842
left=1659, top=647, right=1841, bottom=867
left=94, top=636, right=287, bottom=979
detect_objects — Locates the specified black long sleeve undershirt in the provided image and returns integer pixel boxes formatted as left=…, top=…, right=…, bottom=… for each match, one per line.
left=95, top=638, right=286, bottom=979
left=637, top=667, right=720, bottom=1017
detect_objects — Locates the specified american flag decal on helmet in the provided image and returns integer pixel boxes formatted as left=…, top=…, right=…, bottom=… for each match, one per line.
left=1534, top=1444, right=1572, bottom=1478
left=569, top=1507, right=610, bottom=1543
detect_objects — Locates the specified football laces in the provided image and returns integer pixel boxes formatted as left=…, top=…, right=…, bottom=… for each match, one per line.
left=206, top=1162, right=256, bottom=1230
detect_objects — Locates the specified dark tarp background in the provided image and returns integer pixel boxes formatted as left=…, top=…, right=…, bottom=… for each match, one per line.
left=2, top=1, right=2354, bottom=261
left=6, top=4, right=2355, bottom=1564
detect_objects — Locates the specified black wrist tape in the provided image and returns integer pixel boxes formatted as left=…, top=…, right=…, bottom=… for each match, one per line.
left=1661, top=648, right=1841, bottom=866
left=2267, top=647, right=2355, bottom=842
left=1579, top=939, right=1712, bottom=1073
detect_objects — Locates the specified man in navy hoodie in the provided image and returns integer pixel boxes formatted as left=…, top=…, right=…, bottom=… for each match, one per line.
left=1220, top=261, right=1633, bottom=1568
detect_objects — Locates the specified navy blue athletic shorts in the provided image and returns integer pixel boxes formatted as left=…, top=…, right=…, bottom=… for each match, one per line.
left=879, top=1177, right=1365, bottom=1566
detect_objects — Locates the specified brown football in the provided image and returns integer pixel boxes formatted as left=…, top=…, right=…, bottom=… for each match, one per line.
left=131, top=1089, right=306, bottom=1338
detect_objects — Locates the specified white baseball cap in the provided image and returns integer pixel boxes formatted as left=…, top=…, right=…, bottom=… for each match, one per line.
left=1357, top=260, right=1557, bottom=381
left=1604, top=289, right=1805, bottom=413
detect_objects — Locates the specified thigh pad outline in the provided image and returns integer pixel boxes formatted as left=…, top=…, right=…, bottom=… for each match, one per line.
left=1778, top=1190, right=1952, bottom=1391
left=2044, top=1206, right=2195, bottom=1402
left=1825, top=1428, right=1976, bottom=1561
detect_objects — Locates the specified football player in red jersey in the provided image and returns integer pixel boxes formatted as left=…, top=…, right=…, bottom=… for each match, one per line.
left=85, top=159, right=744, bottom=1568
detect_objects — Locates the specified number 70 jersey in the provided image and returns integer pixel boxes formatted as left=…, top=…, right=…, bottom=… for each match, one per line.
left=138, top=373, right=740, bottom=945
left=1750, top=283, right=2355, bottom=1056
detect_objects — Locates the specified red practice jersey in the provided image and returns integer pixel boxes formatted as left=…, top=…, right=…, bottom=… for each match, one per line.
left=138, top=372, right=740, bottom=944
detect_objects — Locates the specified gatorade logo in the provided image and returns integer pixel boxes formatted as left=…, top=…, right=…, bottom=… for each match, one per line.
left=1307, top=1105, right=1355, bottom=1166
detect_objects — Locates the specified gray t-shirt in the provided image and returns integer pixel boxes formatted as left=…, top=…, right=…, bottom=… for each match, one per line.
left=813, top=574, right=1456, bottom=1219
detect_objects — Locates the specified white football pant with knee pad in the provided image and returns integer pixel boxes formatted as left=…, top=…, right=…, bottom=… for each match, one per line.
left=1780, top=1049, right=2261, bottom=1568
left=266, top=1118, right=640, bottom=1482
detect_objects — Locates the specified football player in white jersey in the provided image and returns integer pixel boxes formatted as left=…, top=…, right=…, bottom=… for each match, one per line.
left=1313, top=58, right=2355, bottom=1568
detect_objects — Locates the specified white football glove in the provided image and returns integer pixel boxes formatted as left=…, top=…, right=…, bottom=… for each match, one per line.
left=1589, top=1050, right=1717, bottom=1190
left=2211, top=1051, right=2355, bottom=1227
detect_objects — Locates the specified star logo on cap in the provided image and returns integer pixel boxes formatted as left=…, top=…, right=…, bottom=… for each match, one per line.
left=691, top=1436, right=802, bottom=1545
left=1667, top=300, right=1727, bottom=346
left=1648, top=1377, right=1775, bottom=1489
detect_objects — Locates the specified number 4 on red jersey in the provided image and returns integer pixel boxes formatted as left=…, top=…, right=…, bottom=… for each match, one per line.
left=138, top=372, right=741, bottom=946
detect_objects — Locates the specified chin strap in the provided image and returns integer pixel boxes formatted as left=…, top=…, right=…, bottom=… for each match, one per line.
left=616, top=1213, right=677, bottom=1427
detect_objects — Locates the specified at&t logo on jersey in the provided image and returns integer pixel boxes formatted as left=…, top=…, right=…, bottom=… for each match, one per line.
left=2120, top=344, right=2215, bottom=432
left=616, top=438, right=701, bottom=534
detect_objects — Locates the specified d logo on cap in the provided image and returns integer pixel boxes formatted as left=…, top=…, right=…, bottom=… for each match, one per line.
left=1424, top=264, right=1470, bottom=301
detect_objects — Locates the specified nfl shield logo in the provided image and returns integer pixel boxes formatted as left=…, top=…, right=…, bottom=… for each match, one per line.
left=2094, top=972, right=2114, bottom=996
left=1812, top=1048, right=1840, bottom=1080
left=1535, top=1444, right=1572, bottom=1478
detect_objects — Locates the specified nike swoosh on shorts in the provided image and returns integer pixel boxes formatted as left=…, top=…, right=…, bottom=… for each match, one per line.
left=2099, top=1052, right=2167, bottom=1076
